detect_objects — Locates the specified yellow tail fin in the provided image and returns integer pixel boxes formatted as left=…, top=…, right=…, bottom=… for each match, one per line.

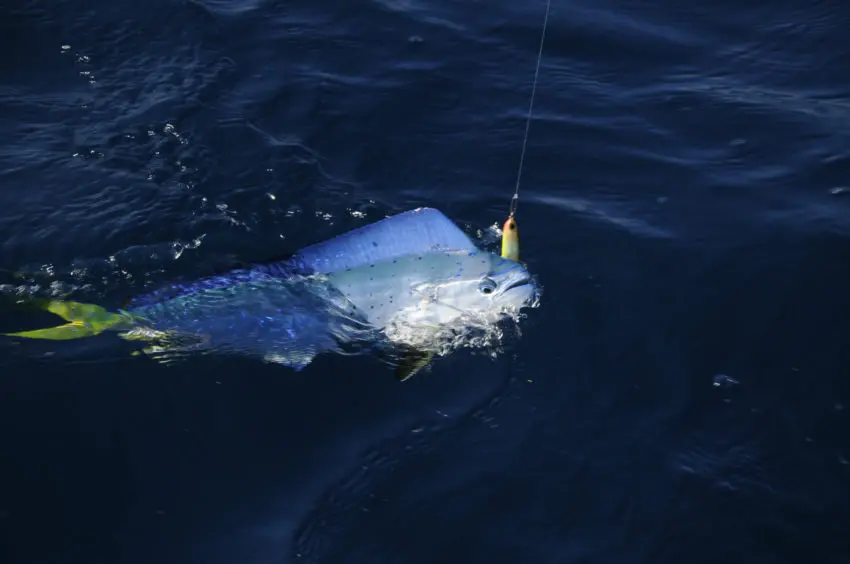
left=3, top=299, right=129, bottom=341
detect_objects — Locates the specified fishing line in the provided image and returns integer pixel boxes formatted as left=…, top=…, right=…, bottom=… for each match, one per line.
left=509, top=0, right=552, bottom=219
left=500, top=0, right=552, bottom=263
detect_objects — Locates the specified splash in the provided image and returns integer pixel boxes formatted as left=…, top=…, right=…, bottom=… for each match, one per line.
left=382, top=284, right=543, bottom=359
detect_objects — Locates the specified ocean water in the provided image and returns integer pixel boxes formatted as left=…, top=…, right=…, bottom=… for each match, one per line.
left=2, top=0, right=850, bottom=563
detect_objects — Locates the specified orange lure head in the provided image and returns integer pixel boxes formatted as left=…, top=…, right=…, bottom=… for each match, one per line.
left=501, top=215, right=519, bottom=262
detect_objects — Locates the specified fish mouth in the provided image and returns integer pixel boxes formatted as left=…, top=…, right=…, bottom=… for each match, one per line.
left=503, top=276, right=532, bottom=292
left=500, top=276, right=536, bottom=306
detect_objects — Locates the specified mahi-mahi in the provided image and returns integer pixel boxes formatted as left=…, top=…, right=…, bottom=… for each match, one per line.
left=3, top=208, right=540, bottom=379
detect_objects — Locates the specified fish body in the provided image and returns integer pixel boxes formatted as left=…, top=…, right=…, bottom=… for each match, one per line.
left=120, top=271, right=374, bottom=369
left=120, top=207, right=477, bottom=310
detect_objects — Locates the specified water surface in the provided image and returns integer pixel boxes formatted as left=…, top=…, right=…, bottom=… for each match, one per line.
left=2, top=1, right=849, bottom=563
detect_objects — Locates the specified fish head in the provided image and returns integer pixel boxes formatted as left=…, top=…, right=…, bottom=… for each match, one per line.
left=411, top=251, right=538, bottom=325
left=325, top=249, right=539, bottom=333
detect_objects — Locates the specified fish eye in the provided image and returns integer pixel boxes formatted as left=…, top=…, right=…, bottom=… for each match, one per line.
left=478, top=278, right=497, bottom=295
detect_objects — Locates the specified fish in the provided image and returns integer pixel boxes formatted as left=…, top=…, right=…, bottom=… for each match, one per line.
left=3, top=208, right=539, bottom=379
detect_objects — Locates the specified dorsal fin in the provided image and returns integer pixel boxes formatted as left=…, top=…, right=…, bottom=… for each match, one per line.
left=289, top=208, right=477, bottom=274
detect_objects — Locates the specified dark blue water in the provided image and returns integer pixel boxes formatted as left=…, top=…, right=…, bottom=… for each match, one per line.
left=2, top=0, right=850, bottom=562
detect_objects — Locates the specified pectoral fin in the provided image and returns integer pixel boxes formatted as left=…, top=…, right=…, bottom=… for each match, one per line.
left=395, top=348, right=435, bottom=382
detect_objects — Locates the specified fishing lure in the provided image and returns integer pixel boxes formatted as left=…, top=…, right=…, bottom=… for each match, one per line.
left=501, top=214, right=519, bottom=262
